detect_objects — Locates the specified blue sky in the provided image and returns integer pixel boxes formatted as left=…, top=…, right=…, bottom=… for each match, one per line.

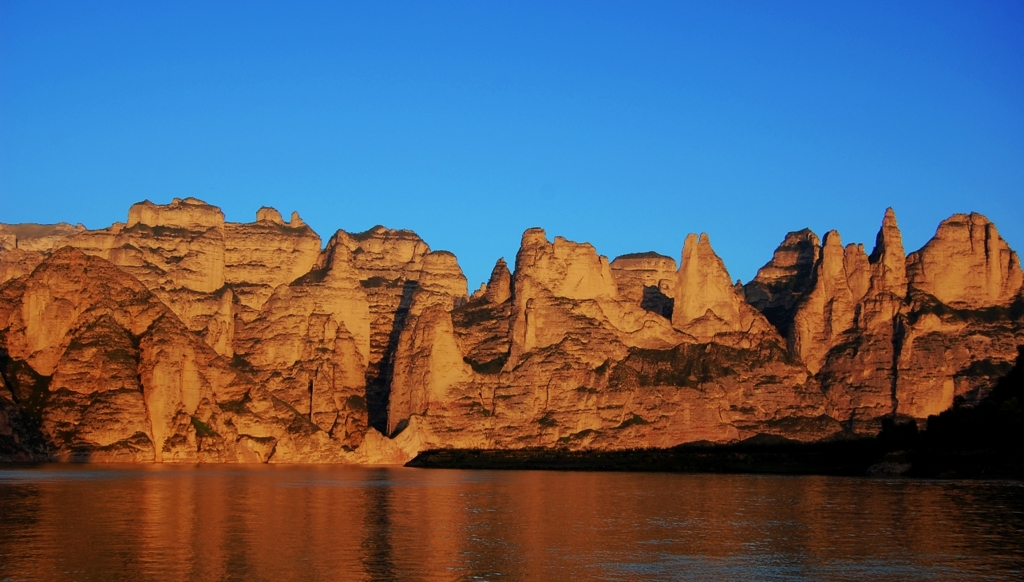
left=2, top=1, right=1022, bottom=288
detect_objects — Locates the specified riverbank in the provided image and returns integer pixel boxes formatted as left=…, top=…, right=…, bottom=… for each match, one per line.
left=406, top=436, right=1024, bottom=479
left=410, top=348, right=1024, bottom=479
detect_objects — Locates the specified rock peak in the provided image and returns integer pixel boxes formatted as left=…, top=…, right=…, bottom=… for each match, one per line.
left=256, top=207, right=285, bottom=224
left=744, top=228, right=821, bottom=337
left=907, top=212, right=1022, bottom=307
left=823, top=230, right=842, bottom=248
left=521, top=227, right=548, bottom=248
left=483, top=258, right=512, bottom=303
left=673, top=233, right=735, bottom=329
left=126, top=197, right=225, bottom=230
left=870, top=207, right=903, bottom=263
left=883, top=206, right=897, bottom=225
left=867, top=207, right=907, bottom=299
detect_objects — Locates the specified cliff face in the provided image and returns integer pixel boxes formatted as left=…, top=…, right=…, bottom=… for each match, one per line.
left=609, top=252, right=676, bottom=319
left=757, top=209, right=1022, bottom=433
left=671, top=233, right=777, bottom=345
left=0, top=248, right=347, bottom=462
left=1, top=199, right=1020, bottom=463
left=382, top=228, right=830, bottom=456
left=744, top=228, right=820, bottom=338
left=906, top=213, right=1023, bottom=308
left=897, top=213, right=1024, bottom=420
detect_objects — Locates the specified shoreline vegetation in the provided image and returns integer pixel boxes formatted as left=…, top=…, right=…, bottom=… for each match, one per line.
left=409, top=348, right=1024, bottom=479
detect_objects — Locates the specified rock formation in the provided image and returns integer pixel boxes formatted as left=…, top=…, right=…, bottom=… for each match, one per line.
left=789, top=230, right=858, bottom=373
left=816, top=208, right=908, bottom=430
left=906, top=213, right=1023, bottom=308
left=896, top=213, right=1023, bottom=419
left=1, top=199, right=1021, bottom=462
left=388, top=252, right=472, bottom=435
left=609, top=252, right=676, bottom=319
left=0, top=247, right=347, bottom=462
left=671, top=233, right=776, bottom=344
left=744, top=229, right=820, bottom=337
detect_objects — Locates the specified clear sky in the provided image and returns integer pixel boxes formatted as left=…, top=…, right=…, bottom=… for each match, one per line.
left=2, top=1, right=1022, bottom=288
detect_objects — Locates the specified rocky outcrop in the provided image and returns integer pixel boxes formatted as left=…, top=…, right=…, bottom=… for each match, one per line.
left=789, top=231, right=857, bottom=373
left=0, top=248, right=348, bottom=462
left=759, top=208, right=1024, bottom=433
left=609, top=252, right=676, bottom=319
left=907, top=213, right=1023, bottom=308
left=317, top=227, right=432, bottom=432
left=377, top=228, right=833, bottom=462
left=508, top=229, right=617, bottom=363
left=671, top=233, right=776, bottom=344
left=0, top=223, right=87, bottom=285
left=508, top=229, right=682, bottom=362
left=821, top=208, right=908, bottom=429
left=388, top=252, right=472, bottom=434
left=1, top=199, right=1020, bottom=463
left=744, top=229, right=819, bottom=337
left=223, top=208, right=321, bottom=289
left=894, top=215, right=1023, bottom=420
left=126, top=198, right=224, bottom=230
left=482, top=258, right=512, bottom=304
left=451, top=258, right=514, bottom=383
left=779, top=209, right=909, bottom=431
left=0, top=201, right=324, bottom=360
left=0, top=222, right=87, bottom=253
left=231, top=235, right=371, bottom=448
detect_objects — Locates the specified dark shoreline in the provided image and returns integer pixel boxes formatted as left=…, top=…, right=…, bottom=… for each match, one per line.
left=412, top=347, right=1024, bottom=479
left=406, top=438, right=1024, bottom=479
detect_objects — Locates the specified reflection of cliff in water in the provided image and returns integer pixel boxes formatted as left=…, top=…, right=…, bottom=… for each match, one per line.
left=359, top=468, right=396, bottom=581
left=0, top=466, right=1022, bottom=580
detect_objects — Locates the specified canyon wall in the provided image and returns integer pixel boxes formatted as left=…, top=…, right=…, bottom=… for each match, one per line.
left=1, top=199, right=1020, bottom=463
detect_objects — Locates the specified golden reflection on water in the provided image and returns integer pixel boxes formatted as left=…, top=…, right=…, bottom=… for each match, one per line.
left=0, top=466, right=1022, bottom=581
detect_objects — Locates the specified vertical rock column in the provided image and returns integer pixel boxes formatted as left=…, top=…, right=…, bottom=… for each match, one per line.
left=388, top=252, right=471, bottom=435
left=671, top=233, right=775, bottom=343
left=789, top=231, right=857, bottom=373
left=815, top=208, right=908, bottom=430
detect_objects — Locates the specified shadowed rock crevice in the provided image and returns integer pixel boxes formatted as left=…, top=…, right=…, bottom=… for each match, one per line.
left=366, top=280, right=418, bottom=434
left=640, top=285, right=674, bottom=319
left=0, top=349, right=54, bottom=460
left=451, top=297, right=512, bottom=374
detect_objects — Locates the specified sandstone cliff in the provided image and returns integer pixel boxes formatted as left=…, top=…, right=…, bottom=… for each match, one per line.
left=1, top=199, right=1020, bottom=463
left=609, top=252, right=676, bottom=319
left=381, top=228, right=832, bottom=458
left=744, top=228, right=820, bottom=338
left=0, top=248, right=348, bottom=462
left=906, top=213, right=1023, bottom=308
left=750, top=208, right=1022, bottom=433
left=896, top=214, right=1023, bottom=420
left=671, top=233, right=777, bottom=345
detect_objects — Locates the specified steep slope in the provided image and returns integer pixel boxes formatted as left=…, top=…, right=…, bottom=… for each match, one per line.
left=0, top=248, right=350, bottom=462
left=1, top=199, right=1021, bottom=463
left=384, top=229, right=837, bottom=459
left=744, top=228, right=820, bottom=338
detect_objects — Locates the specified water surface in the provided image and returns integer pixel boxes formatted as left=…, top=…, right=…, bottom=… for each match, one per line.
left=1, top=465, right=1022, bottom=581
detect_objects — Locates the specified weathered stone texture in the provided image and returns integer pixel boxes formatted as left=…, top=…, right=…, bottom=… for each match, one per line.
left=744, top=228, right=820, bottom=337
left=1, top=199, right=1021, bottom=462
left=907, top=213, right=1023, bottom=308
left=610, top=252, right=676, bottom=319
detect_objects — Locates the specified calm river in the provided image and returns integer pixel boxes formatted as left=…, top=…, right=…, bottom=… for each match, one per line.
left=0, top=465, right=1022, bottom=581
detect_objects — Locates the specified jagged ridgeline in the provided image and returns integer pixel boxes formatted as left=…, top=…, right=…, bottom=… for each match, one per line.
left=0, top=199, right=1021, bottom=463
